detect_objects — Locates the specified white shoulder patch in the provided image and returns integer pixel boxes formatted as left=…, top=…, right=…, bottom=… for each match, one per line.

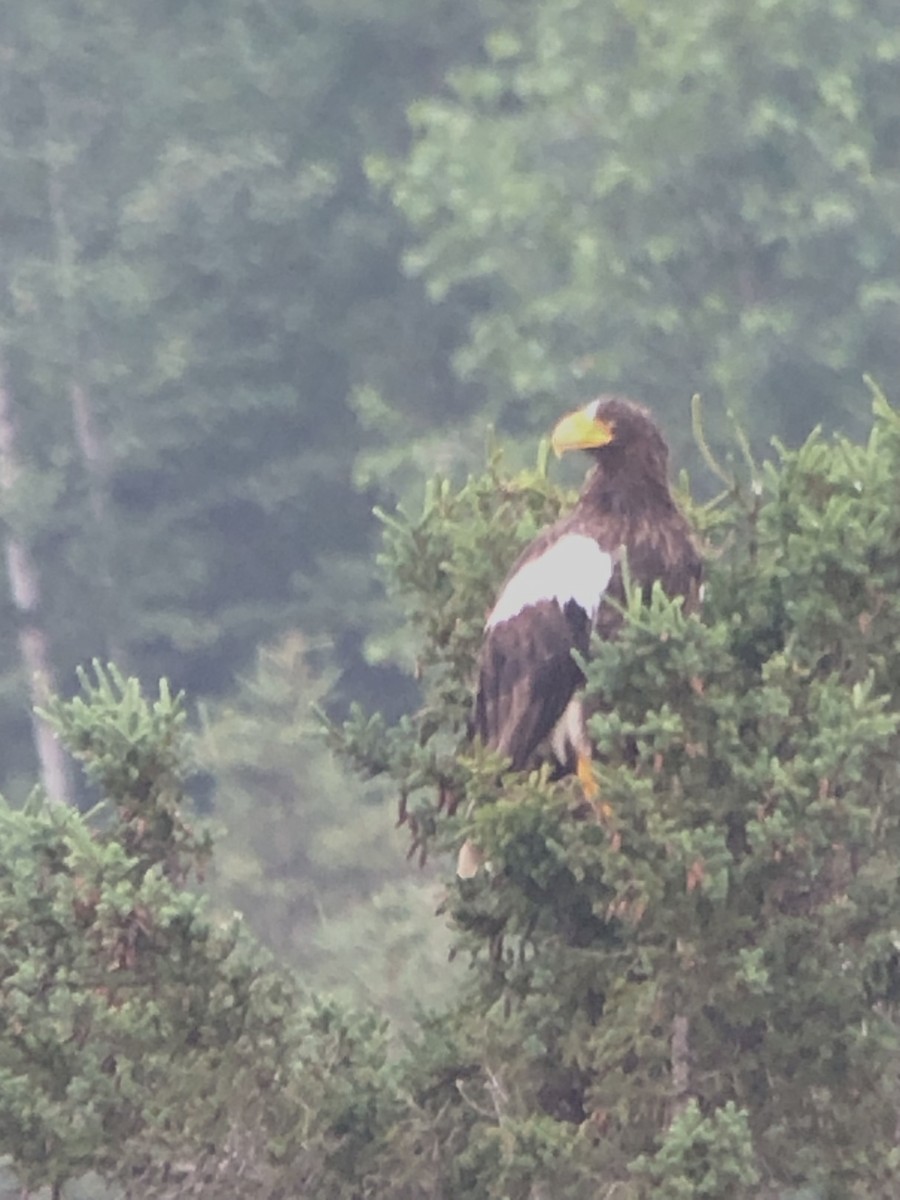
left=486, top=534, right=613, bottom=629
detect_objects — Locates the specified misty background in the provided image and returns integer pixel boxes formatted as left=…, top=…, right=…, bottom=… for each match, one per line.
left=0, top=0, right=897, bottom=1006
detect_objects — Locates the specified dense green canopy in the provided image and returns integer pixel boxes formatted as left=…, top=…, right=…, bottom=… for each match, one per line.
left=1, top=0, right=899, bottom=798
left=1, top=2, right=900, bottom=1191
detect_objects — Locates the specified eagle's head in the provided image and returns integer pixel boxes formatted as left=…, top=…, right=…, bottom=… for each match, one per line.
left=551, top=395, right=669, bottom=480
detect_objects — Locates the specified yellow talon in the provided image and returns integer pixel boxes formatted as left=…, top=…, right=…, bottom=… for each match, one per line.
left=576, top=752, right=598, bottom=797
left=576, top=754, right=613, bottom=823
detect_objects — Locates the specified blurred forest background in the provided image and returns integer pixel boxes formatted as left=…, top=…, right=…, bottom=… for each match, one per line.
left=1, top=0, right=899, bottom=1014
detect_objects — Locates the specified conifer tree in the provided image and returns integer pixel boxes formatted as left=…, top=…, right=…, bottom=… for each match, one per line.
left=197, top=633, right=455, bottom=1013
left=0, top=663, right=400, bottom=1199
left=379, top=0, right=900, bottom=451
left=0, top=0, right=502, bottom=796
left=332, top=387, right=900, bottom=1198
left=10, top=390, right=900, bottom=1198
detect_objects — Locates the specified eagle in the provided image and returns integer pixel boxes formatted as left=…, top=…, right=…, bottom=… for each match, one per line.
left=458, top=395, right=702, bottom=877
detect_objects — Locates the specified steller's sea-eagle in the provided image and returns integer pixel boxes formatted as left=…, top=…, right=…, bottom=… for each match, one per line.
left=458, top=395, right=702, bottom=877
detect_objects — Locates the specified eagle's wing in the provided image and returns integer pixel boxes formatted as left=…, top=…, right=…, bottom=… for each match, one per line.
left=472, top=533, right=614, bottom=770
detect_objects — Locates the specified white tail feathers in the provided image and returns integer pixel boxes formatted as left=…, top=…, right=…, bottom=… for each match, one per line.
left=456, top=838, right=485, bottom=879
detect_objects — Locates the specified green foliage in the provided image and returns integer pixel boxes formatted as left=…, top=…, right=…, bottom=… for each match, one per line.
left=41, top=664, right=205, bottom=878
left=0, top=0, right=506, bottom=794
left=331, top=390, right=900, bottom=1195
left=327, top=443, right=571, bottom=857
left=631, top=1100, right=760, bottom=1199
left=12, top=392, right=900, bottom=1197
left=197, top=633, right=456, bottom=1016
left=0, top=664, right=403, bottom=1198
left=10, top=3, right=900, bottom=1192
left=381, top=0, right=900, bottom=451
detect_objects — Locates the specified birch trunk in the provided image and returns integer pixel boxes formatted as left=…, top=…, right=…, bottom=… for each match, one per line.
left=670, top=1012, right=690, bottom=1122
left=43, top=83, right=123, bottom=667
left=70, top=379, right=106, bottom=525
left=68, top=378, right=124, bottom=665
left=0, top=349, right=73, bottom=805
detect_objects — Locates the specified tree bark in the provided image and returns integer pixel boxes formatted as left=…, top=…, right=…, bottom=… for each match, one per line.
left=671, top=1012, right=690, bottom=1121
left=70, top=379, right=107, bottom=525
left=0, top=349, right=73, bottom=805
left=42, top=80, right=123, bottom=668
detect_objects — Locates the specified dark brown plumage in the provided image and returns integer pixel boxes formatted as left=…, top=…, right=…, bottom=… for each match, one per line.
left=459, top=396, right=701, bottom=877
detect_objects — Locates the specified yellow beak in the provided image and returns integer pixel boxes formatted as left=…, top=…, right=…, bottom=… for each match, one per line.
left=550, top=408, right=615, bottom=458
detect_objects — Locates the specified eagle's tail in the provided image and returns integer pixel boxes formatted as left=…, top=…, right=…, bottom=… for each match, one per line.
left=456, top=837, right=484, bottom=879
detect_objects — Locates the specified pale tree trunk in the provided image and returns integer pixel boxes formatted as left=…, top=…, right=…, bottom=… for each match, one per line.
left=670, top=1012, right=690, bottom=1121
left=68, top=377, right=124, bottom=665
left=41, top=79, right=110, bottom=529
left=45, top=170, right=111, bottom=531
left=42, top=84, right=123, bottom=668
left=0, top=348, right=73, bottom=806
left=70, top=378, right=107, bottom=526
